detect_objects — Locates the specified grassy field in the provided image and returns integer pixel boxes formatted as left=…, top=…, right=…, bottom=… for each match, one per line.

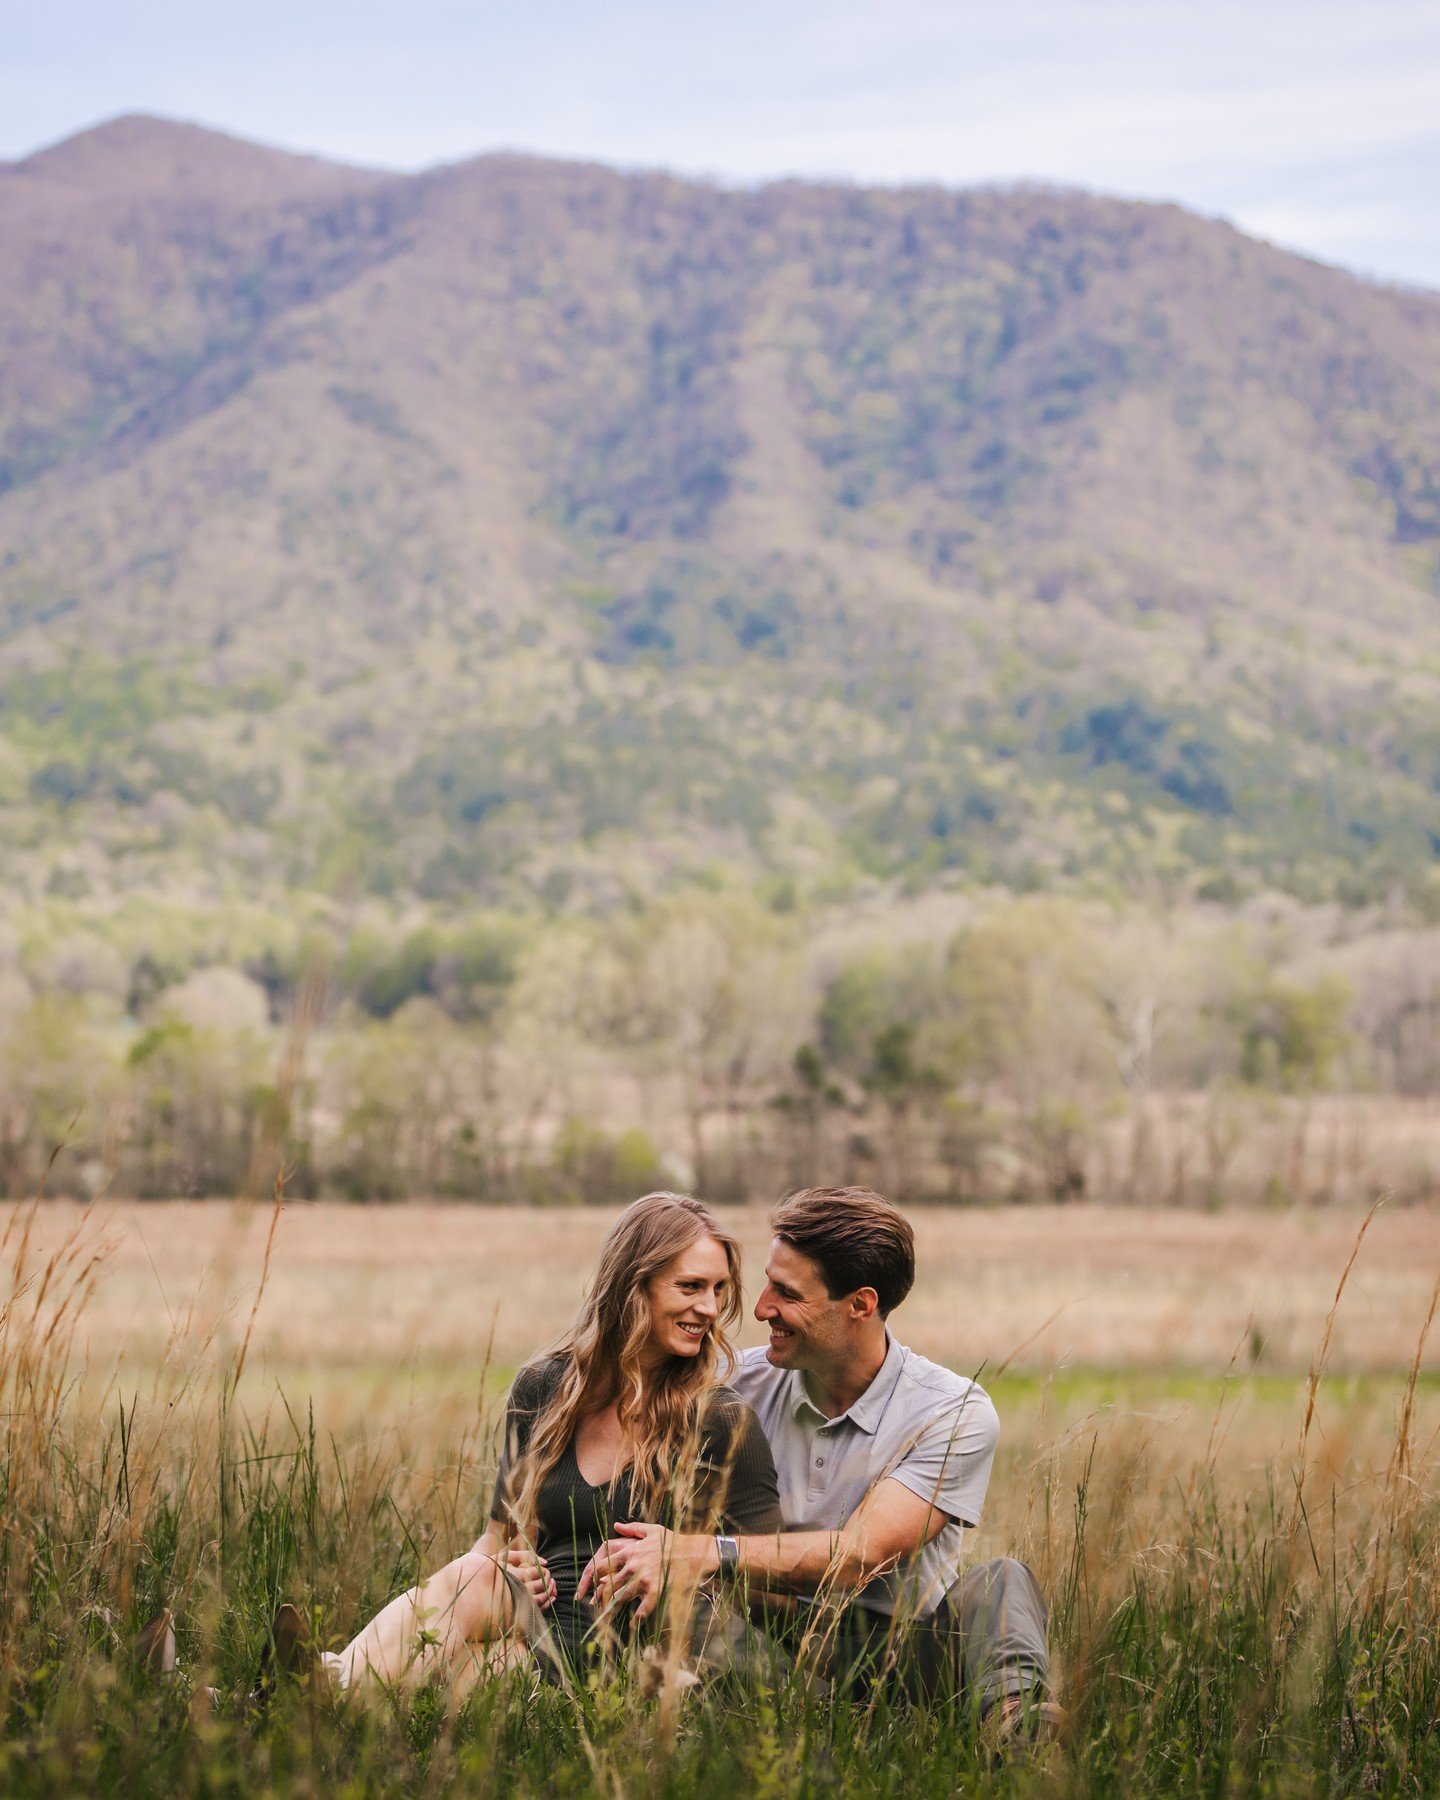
left=3, top=1196, right=1440, bottom=1795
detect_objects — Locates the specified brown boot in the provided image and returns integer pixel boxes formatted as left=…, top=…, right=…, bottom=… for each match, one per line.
left=250, top=1602, right=313, bottom=1712
left=271, top=1604, right=313, bottom=1678
left=979, top=1693, right=1066, bottom=1766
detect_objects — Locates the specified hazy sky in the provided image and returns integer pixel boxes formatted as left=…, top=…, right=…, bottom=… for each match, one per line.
left=5, top=0, right=1437, bottom=289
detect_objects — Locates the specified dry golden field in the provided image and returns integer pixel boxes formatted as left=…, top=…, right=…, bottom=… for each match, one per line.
left=36, top=1196, right=1440, bottom=1383
left=5, top=1195, right=1440, bottom=1794
left=18, top=1197, right=1440, bottom=1564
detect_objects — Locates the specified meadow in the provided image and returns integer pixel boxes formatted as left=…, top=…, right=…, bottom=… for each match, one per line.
left=3, top=1194, right=1439, bottom=1795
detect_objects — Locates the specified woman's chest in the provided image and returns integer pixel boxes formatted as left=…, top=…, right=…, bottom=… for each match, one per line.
left=536, top=1453, right=636, bottom=1554
left=572, top=1408, right=628, bottom=1486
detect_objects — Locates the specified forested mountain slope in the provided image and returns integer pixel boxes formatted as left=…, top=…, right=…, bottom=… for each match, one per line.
left=4, top=114, right=1439, bottom=911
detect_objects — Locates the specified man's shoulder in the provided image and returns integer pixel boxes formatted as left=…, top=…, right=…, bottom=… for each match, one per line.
left=891, top=1345, right=999, bottom=1427
left=730, top=1345, right=784, bottom=1404
left=733, top=1344, right=778, bottom=1382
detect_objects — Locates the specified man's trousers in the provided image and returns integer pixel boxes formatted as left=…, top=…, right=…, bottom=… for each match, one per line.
left=750, top=1556, right=1050, bottom=1714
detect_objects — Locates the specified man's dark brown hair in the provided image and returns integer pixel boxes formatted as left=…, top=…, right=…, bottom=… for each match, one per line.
left=770, top=1186, right=915, bottom=1316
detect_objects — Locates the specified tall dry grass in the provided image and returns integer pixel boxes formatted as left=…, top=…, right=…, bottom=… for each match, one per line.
left=0, top=1194, right=1438, bottom=1794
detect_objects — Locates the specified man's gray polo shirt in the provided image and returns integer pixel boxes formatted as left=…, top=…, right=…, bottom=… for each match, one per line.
left=731, top=1337, right=998, bottom=1619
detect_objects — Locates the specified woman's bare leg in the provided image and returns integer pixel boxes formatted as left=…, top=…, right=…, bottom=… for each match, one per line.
left=441, top=1638, right=535, bottom=1714
left=329, top=1549, right=514, bottom=1688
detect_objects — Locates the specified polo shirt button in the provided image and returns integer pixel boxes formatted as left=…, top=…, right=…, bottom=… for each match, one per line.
left=815, top=1457, right=824, bottom=1467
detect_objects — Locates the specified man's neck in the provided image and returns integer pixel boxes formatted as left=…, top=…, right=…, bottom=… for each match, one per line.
left=801, top=1328, right=891, bottom=1419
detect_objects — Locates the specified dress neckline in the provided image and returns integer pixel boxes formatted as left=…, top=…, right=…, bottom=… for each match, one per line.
left=564, top=1432, right=635, bottom=1495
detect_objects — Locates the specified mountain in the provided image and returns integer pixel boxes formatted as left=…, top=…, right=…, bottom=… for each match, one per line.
left=3, top=114, right=1439, bottom=915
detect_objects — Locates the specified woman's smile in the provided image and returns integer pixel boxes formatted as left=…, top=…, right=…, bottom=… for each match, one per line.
left=665, top=1310, right=714, bottom=1353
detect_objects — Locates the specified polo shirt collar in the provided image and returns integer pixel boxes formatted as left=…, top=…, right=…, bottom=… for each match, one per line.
left=788, top=1333, right=906, bottom=1435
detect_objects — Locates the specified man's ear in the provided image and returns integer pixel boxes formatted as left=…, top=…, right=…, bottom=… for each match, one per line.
left=847, top=1286, right=881, bottom=1322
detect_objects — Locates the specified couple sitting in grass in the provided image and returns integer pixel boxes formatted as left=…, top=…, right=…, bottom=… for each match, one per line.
left=273, top=1187, right=1055, bottom=1741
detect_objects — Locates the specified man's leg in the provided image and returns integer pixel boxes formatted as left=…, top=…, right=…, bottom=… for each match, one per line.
left=781, top=1562, right=1051, bottom=1715
left=950, top=1556, right=1050, bottom=1715
left=794, top=1601, right=938, bottom=1699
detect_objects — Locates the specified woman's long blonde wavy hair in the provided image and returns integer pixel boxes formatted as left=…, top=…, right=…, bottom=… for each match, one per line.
left=502, top=1192, right=742, bottom=1537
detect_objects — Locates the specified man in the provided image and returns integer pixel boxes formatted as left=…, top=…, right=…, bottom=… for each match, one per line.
left=579, top=1186, right=1053, bottom=1733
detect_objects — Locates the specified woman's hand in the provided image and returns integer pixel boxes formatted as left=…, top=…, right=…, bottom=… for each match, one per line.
left=505, top=1546, right=557, bottom=1611
left=578, top=1523, right=710, bottom=1621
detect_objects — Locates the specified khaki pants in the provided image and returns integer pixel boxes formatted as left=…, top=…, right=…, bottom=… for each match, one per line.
left=751, top=1557, right=1051, bottom=1715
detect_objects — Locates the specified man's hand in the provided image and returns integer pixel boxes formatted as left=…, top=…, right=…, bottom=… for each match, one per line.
left=504, top=1546, right=557, bottom=1611
left=577, top=1523, right=717, bottom=1621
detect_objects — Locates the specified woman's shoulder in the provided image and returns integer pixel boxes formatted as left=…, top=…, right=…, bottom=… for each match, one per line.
left=508, top=1353, right=569, bottom=1413
left=699, top=1382, right=762, bottom=1438
left=695, top=1382, right=781, bottom=1530
left=704, top=1381, right=749, bottom=1411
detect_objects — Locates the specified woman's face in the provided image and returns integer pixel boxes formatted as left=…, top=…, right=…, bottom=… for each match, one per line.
left=643, top=1233, right=731, bottom=1365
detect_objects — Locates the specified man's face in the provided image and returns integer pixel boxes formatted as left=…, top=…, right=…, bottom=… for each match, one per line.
left=754, top=1238, right=852, bottom=1370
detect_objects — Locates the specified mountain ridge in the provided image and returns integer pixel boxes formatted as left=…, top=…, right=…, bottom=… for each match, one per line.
left=2, top=115, right=1439, bottom=915
left=9, top=113, right=392, bottom=197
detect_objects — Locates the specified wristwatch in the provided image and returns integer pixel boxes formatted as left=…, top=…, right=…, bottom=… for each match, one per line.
left=713, top=1535, right=741, bottom=1580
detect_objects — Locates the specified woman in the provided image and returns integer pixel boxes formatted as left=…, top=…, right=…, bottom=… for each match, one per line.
left=317, top=1192, right=780, bottom=1691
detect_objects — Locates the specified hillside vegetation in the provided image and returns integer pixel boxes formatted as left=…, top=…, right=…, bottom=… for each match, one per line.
left=4, top=115, right=1440, bottom=914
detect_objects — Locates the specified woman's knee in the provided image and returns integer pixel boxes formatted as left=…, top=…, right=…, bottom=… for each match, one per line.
left=435, top=1550, right=506, bottom=1632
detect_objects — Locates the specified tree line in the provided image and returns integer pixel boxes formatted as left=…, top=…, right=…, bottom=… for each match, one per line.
left=2, top=891, right=1438, bottom=1206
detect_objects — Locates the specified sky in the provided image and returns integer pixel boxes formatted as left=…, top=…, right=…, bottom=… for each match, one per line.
left=4, top=0, right=1438, bottom=290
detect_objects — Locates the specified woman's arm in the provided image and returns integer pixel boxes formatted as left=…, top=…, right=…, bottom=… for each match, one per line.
left=469, top=1518, right=506, bottom=1558
left=472, top=1514, right=558, bottom=1612
left=479, top=1362, right=562, bottom=1610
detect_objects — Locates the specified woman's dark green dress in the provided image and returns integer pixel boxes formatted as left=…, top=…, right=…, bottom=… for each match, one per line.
left=490, top=1356, right=781, bottom=1670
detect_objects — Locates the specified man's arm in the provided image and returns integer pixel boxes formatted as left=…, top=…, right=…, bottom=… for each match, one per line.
left=578, top=1476, right=953, bottom=1619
